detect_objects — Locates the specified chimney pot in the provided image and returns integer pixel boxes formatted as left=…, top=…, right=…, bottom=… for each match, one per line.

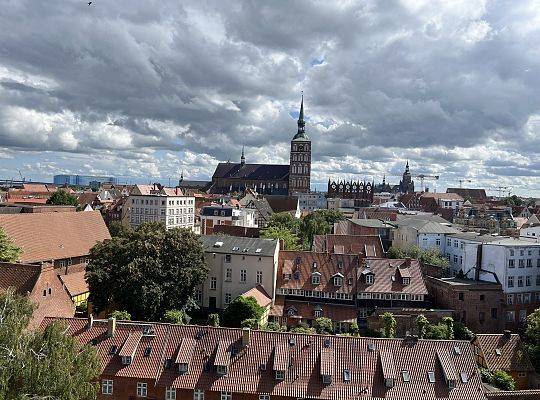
left=107, top=317, right=116, bottom=337
left=87, top=314, right=94, bottom=330
left=242, top=327, right=251, bottom=347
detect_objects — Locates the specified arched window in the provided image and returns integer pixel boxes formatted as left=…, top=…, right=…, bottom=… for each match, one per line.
left=304, top=165, right=309, bottom=174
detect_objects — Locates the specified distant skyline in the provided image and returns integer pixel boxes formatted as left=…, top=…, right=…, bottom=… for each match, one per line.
left=0, top=1, right=540, bottom=197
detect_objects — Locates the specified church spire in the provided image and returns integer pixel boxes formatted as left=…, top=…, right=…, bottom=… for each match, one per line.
left=240, top=145, right=245, bottom=166
left=297, top=94, right=305, bottom=136
left=405, top=160, right=410, bottom=173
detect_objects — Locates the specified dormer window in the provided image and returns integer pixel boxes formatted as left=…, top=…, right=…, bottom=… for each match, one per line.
left=337, top=261, right=343, bottom=269
left=366, top=275, right=374, bottom=285
left=385, top=378, right=395, bottom=388
left=216, top=365, right=228, bottom=375
left=403, top=277, right=410, bottom=286
left=312, top=272, right=321, bottom=285
left=322, top=374, right=332, bottom=384
left=121, top=356, right=131, bottom=365
left=178, top=363, right=188, bottom=374
left=333, top=276, right=343, bottom=286
left=275, top=370, right=285, bottom=380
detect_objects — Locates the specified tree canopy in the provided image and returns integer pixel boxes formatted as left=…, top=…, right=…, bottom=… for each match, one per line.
left=260, top=226, right=301, bottom=250
left=387, top=245, right=449, bottom=267
left=86, top=222, right=209, bottom=321
left=524, top=308, right=540, bottom=372
left=221, top=296, right=264, bottom=328
left=47, top=190, right=79, bottom=206
left=0, top=227, right=21, bottom=262
left=380, top=312, right=397, bottom=338
left=0, top=289, right=101, bottom=400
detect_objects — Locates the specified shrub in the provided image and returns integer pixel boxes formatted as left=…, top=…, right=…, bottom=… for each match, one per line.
left=109, top=310, right=131, bottom=320
left=207, top=313, right=220, bottom=327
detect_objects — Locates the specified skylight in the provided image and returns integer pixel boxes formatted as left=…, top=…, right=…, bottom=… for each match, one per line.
left=495, top=348, right=502, bottom=356
left=427, top=371, right=435, bottom=383
left=460, top=372, right=468, bottom=383
left=401, top=370, right=410, bottom=382
left=255, top=248, right=262, bottom=253
left=453, top=346, right=461, bottom=355
left=344, top=369, right=351, bottom=382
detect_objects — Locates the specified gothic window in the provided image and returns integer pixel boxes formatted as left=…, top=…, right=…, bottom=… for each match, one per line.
left=304, top=165, right=309, bottom=174
left=298, top=145, right=304, bottom=151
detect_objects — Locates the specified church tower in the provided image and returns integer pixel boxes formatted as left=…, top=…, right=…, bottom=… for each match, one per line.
left=289, top=95, right=311, bottom=194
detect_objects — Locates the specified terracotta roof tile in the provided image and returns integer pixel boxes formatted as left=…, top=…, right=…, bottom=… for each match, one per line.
left=475, top=334, right=535, bottom=372
left=358, top=258, right=428, bottom=296
left=0, top=262, right=41, bottom=294
left=40, top=317, right=487, bottom=400
left=175, top=338, right=197, bottom=365
left=485, top=390, right=540, bottom=400
left=118, top=331, right=143, bottom=358
left=240, top=284, right=272, bottom=307
left=0, top=211, right=110, bottom=263
left=312, top=234, right=384, bottom=257
left=59, top=271, right=88, bottom=297
left=320, top=347, right=334, bottom=377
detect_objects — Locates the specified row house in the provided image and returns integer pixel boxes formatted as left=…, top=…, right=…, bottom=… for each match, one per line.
left=41, top=316, right=487, bottom=400
left=453, top=205, right=517, bottom=234
left=127, top=184, right=195, bottom=230
left=0, top=210, right=111, bottom=275
left=447, top=234, right=540, bottom=328
left=312, top=233, right=384, bottom=257
left=198, top=236, right=280, bottom=310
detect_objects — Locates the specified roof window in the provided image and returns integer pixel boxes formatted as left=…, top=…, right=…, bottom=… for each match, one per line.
left=427, top=371, right=435, bottom=383
left=401, top=370, right=410, bottom=382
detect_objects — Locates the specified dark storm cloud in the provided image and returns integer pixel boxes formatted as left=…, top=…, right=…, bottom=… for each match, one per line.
left=0, top=0, right=539, bottom=193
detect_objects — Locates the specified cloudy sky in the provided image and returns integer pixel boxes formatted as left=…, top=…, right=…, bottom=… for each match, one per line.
left=1, top=0, right=539, bottom=196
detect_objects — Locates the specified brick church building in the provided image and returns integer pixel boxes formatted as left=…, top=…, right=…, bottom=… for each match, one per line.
left=210, top=96, right=311, bottom=195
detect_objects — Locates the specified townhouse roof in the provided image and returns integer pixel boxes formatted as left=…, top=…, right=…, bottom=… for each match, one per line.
left=427, top=276, right=502, bottom=288
left=448, top=232, right=507, bottom=243
left=131, top=184, right=186, bottom=197
left=485, top=390, right=540, bottom=400
left=272, top=299, right=358, bottom=323
left=349, top=218, right=393, bottom=229
left=245, top=198, right=273, bottom=221
left=358, top=209, right=397, bottom=221
left=200, top=206, right=234, bottom=217
left=199, top=235, right=278, bottom=257
left=522, top=214, right=540, bottom=228
left=357, top=258, right=428, bottom=296
left=59, top=271, right=89, bottom=297
left=77, top=192, right=100, bottom=207
left=212, top=163, right=290, bottom=180
left=240, top=285, right=272, bottom=308
left=447, top=188, right=487, bottom=201
left=394, top=216, right=459, bottom=234
left=0, top=211, right=111, bottom=263
left=422, top=192, right=464, bottom=201
left=312, top=234, right=384, bottom=257
left=278, top=251, right=360, bottom=295
left=0, top=262, right=42, bottom=294
left=41, top=317, right=486, bottom=400
left=475, top=334, right=535, bottom=373
left=263, top=195, right=299, bottom=213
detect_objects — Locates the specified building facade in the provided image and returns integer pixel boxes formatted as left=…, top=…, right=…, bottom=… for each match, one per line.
left=126, top=184, right=195, bottom=230
left=210, top=97, right=311, bottom=196
left=54, top=174, right=117, bottom=187
left=200, top=205, right=256, bottom=235
left=198, top=236, right=280, bottom=310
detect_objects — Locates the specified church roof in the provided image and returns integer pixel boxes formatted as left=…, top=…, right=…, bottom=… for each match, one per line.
left=212, top=163, right=290, bottom=181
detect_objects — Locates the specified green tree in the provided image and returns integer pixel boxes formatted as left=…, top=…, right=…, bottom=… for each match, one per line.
left=416, top=314, right=429, bottom=339
left=108, top=221, right=132, bottom=238
left=221, top=296, right=264, bottom=328
left=109, top=310, right=131, bottom=320
left=0, top=227, right=21, bottom=262
left=300, top=212, right=331, bottom=249
left=289, top=322, right=314, bottom=334
left=86, top=222, right=209, bottom=321
left=454, top=322, right=475, bottom=341
left=387, top=246, right=406, bottom=259
left=380, top=312, right=397, bottom=338
left=0, top=289, right=101, bottom=400
left=425, top=323, right=452, bottom=340
left=207, top=313, right=220, bottom=327
left=260, top=226, right=301, bottom=250
left=491, top=370, right=516, bottom=391
left=47, top=190, right=79, bottom=206
left=266, top=212, right=300, bottom=232
left=263, top=321, right=286, bottom=332
left=442, top=316, right=454, bottom=339
left=241, top=318, right=260, bottom=329
left=524, top=308, right=540, bottom=372
left=162, top=309, right=187, bottom=325
left=313, top=317, right=334, bottom=335
left=419, top=247, right=450, bottom=267
left=349, top=322, right=360, bottom=336
left=504, top=195, right=523, bottom=206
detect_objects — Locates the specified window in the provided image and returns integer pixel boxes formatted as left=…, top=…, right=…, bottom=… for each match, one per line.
left=519, top=259, right=525, bottom=268
left=385, top=378, right=395, bottom=388
left=275, top=370, right=285, bottom=380
left=217, top=365, right=227, bottom=375
left=166, top=387, right=177, bottom=400
left=240, top=269, right=247, bottom=283
left=403, top=277, right=410, bottom=286
left=122, top=356, right=131, bottom=365
left=312, top=273, right=321, bottom=285
left=220, top=392, right=232, bottom=400
left=447, top=238, right=451, bottom=246
left=259, top=395, right=270, bottom=400
left=510, top=249, right=515, bottom=256
left=508, top=276, right=514, bottom=288
left=225, top=254, right=231, bottom=263
left=453, top=255, right=458, bottom=263
left=256, top=271, right=263, bottom=284
left=537, top=275, right=540, bottom=285
left=322, top=374, right=332, bottom=384
left=518, top=276, right=524, bottom=287
left=507, top=294, right=513, bottom=305
left=520, top=309, right=527, bottom=322
left=491, top=308, right=498, bottom=319
left=506, top=311, right=515, bottom=322
left=193, top=389, right=204, bottom=400
left=343, top=369, right=351, bottom=382
left=210, top=277, right=217, bottom=290
left=178, top=363, right=188, bottom=373
left=401, top=370, right=411, bottom=382
left=427, top=371, right=435, bottom=383
left=460, top=372, right=469, bottom=383
left=458, top=292, right=464, bottom=301
left=225, top=293, right=232, bottom=304
left=225, top=268, right=232, bottom=282
left=526, top=276, right=531, bottom=286
left=102, top=379, right=113, bottom=395
left=509, top=259, right=515, bottom=268
left=479, top=311, right=485, bottom=323
left=480, top=294, right=485, bottom=301
left=520, top=249, right=525, bottom=257
left=333, top=276, right=343, bottom=286
left=436, top=238, right=441, bottom=246
left=527, top=259, right=533, bottom=267
left=366, top=275, right=374, bottom=285
left=137, top=382, right=147, bottom=397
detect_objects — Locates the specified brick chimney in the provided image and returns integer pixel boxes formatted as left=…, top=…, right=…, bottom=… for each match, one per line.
left=87, top=314, right=94, bottom=330
left=242, top=327, right=251, bottom=347
left=107, top=317, right=116, bottom=338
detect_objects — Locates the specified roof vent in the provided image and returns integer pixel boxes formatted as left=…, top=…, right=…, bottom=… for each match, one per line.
left=108, top=345, right=117, bottom=355
left=324, top=338, right=331, bottom=348
left=255, top=248, right=262, bottom=253
left=214, top=241, right=224, bottom=248
left=144, top=346, right=152, bottom=357
left=368, top=343, right=375, bottom=352
left=232, top=246, right=240, bottom=251
left=196, top=329, right=206, bottom=340
left=453, top=346, right=461, bottom=355
left=289, top=337, right=296, bottom=346
left=495, top=348, right=502, bottom=356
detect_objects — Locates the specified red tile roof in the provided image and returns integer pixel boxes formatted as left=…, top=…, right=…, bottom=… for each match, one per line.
left=358, top=258, right=428, bottom=296
left=41, top=317, right=487, bottom=400
left=312, top=234, right=384, bottom=257
left=278, top=251, right=359, bottom=296
left=59, top=271, right=88, bottom=297
left=0, top=211, right=111, bottom=263
left=275, top=299, right=358, bottom=323
left=0, top=262, right=41, bottom=294
left=240, top=284, right=272, bottom=307
left=485, top=390, right=540, bottom=400
left=475, top=334, right=535, bottom=372
left=118, top=331, right=143, bottom=358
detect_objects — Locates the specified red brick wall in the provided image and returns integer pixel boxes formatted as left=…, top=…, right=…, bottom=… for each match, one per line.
left=28, top=265, right=75, bottom=329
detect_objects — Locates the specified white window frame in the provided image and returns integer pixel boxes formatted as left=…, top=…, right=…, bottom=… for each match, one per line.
left=166, top=387, right=177, bottom=400
left=193, top=389, right=204, bottom=400
left=220, top=392, right=232, bottom=400
left=136, top=382, right=147, bottom=397
left=102, top=379, right=113, bottom=395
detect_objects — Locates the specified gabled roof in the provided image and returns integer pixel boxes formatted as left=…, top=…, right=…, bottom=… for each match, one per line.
left=475, top=334, right=535, bottom=372
left=41, top=317, right=487, bottom=400
left=240, top=285, right=272, bottom=308
left=263, top=195, right=299, bottom=213
left=0, top=211, right=111, bottom=263
left=212, top=163, right=290, bottom=180
left=312, top=234, right=384, bottom=257
left=59, top=271, right=89, bottom=297
left=0, top=262, right=42, bottom=294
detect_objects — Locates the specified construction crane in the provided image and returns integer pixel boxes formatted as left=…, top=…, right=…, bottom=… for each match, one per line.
left=487, top=186, right=511, bottom=198
left=414, top=174, right=440, bottom=192
left=459, top=179, right=472, bottom=188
